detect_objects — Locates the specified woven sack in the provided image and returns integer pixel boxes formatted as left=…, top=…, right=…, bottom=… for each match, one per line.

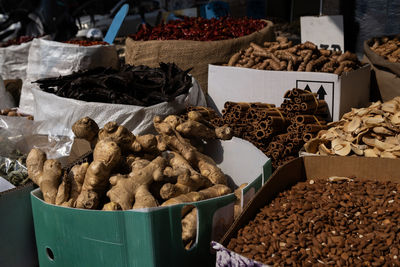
left=364, top=36, right=400, bottom=101
left=125, top=20, right=274, bottom=92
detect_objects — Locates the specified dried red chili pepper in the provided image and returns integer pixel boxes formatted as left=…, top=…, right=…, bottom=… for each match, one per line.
left=0, top=36, right=37, bottom=47
left=64, top=40, right=109, bottom=46
left=131, top=17, right=267, bottom=41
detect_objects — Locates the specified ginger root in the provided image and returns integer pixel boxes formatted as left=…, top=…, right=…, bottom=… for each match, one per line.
left=161, top=184, right=231, bottom=208
left=75, top=140, right=121, bottom=209
left=26, top=148, right=63, bottom=204
left=106, top=156, right=166, bottom=210
left=72, top=117, right=99, bottom=148
left=98, top=121, right=135, bottom=153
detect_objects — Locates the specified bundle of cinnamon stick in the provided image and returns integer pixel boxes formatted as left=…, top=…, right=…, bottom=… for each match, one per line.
left=187, top=88, right=329, bottom=169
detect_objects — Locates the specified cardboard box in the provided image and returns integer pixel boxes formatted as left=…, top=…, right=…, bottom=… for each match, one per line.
left=208, top=65, right=371, bottom=121
left=30, top=137, right=271, bottom=267
left=0, top=136, right=90, bottom=267
left=214, top=156, right=400, bottom=266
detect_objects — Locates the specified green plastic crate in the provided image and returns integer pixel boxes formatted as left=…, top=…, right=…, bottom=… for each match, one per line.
left=31, top=138, right=271, bottom=267
left=0, top=183, right=38, bottom=267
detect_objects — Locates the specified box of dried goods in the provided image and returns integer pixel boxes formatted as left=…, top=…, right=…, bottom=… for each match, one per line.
left=29, top=114, right=271, bottom=267
left=304, top=97, right=400, bottom=158
left=0, top=130, right=90, bottom=267
left=192, top=88, right=330, bottom=170
left=30, top=63, right=206, bottom=136
left=125, top=17, right=274, bottom=91
left=364, top=35, right=400, bottom=101
left=208, top=39, right=370, bottom=121
left=216, top=156, right=400, bottom=266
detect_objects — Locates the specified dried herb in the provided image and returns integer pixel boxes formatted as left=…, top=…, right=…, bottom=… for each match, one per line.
left=0, top=150, right=29, bottom=187
left=34, top=63, right=193, bottom=106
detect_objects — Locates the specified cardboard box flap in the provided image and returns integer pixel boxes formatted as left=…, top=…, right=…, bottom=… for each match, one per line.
left=220, top=157, right=305, bottom=246
left=303, top=156, right=400, bottom=182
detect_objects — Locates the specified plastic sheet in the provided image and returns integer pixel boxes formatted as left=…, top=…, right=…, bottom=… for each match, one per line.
left=0, top=116, right=74, bottom=160
left=0, top=75, right=15, bottom=109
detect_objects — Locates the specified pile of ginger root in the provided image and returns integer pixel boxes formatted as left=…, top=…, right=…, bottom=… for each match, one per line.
left=26, top=111, right=240, bottom=247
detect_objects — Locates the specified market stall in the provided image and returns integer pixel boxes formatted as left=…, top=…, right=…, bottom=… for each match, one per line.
left=0, top=1, right=400, bottom=266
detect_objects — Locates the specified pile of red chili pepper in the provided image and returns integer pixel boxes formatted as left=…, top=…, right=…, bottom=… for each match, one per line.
left=64, top=40, right=109, bottom=46
left=131, top=17, right=267, bottom=41
left=0, top=36, right=36, bottom=47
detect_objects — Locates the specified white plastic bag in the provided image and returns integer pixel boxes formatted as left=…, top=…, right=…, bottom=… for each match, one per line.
left=32, top=77, right=206, bottom=135
left=0, top=41, right=31, bottom=80
left=0, top=75, right=15, bottom=109
left=0, top=36, right=51, bottom=81
left=19, top=38, right=119, bottom=114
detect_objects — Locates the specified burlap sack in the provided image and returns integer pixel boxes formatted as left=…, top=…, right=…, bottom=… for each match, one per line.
left=125, top=20, right=274, bottom=92
left=364, top=37, right=400, bottom=101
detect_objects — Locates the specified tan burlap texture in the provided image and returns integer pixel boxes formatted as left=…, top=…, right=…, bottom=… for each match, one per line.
left=364, top=37, right=400, bottom=101
left=125, top=20, right=274, bottom=92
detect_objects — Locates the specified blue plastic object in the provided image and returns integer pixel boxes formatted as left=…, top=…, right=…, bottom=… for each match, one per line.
left=104, top=4, right=129, bottom=44
left=203, top=1, right=230, bottom=19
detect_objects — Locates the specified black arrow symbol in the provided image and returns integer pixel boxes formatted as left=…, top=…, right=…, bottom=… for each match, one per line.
left=317, top=85, right=327, bottom=100
left=304, top=84, right=312, bottom=92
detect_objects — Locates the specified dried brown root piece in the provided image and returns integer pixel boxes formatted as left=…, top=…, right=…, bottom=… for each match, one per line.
left=154, top=116, right=227, bottom=185
left=98, top=121, right=135, bottom=153
left=161, top=184, right=231, bottom=208
left=75, top=140, right=121, bottom=209
left=105, top=156, right=167, bottom=210
left=56, top=162, right=89, bottom=207
left=102, top=202, right=122, bottom=211
left=72, top=117, right=99, bottom=148
left=26, top=148, right=63, bottom=204
left=55, top=172, right=70, bottom=205
left=182, top=208, right=197, bottom=246
left=160, top=152, right=212, bottom=200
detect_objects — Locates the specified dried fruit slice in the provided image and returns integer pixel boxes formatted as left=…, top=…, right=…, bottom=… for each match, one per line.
left=332, top=139, right=351, bottom=156
left=304, top=138, right=328, bottom=153
left=364, top=149, right=378, bottom=157
left=343, top=117, right=361, bottom=133
left=350, top=143, right=365, bottom=156
left=374, top=139, right=394, bottom=151
left=363, top=115, right=384, bottom=127
left=318, top=143, right=334, bottom=155
left=381, top=151, right=397, bottom=158
left=362, top=135, right=376, bottom=147
left=373, top=126, right=393, bottom=135
left=381, top=101, right=398, bottom=114
left=391, top=112, right=400, bottom=125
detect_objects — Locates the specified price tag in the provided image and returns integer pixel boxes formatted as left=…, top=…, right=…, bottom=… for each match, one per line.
left=300, top=15, right=344, bottom=51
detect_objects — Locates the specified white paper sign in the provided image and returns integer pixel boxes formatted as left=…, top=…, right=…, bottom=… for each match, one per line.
left=301, top=15, right=344, bottom=52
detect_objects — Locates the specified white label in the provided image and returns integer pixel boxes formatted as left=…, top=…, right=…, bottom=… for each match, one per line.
left=301, top=15, right=344, bottom=51
left=296, top=80, right=334, bottom=119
